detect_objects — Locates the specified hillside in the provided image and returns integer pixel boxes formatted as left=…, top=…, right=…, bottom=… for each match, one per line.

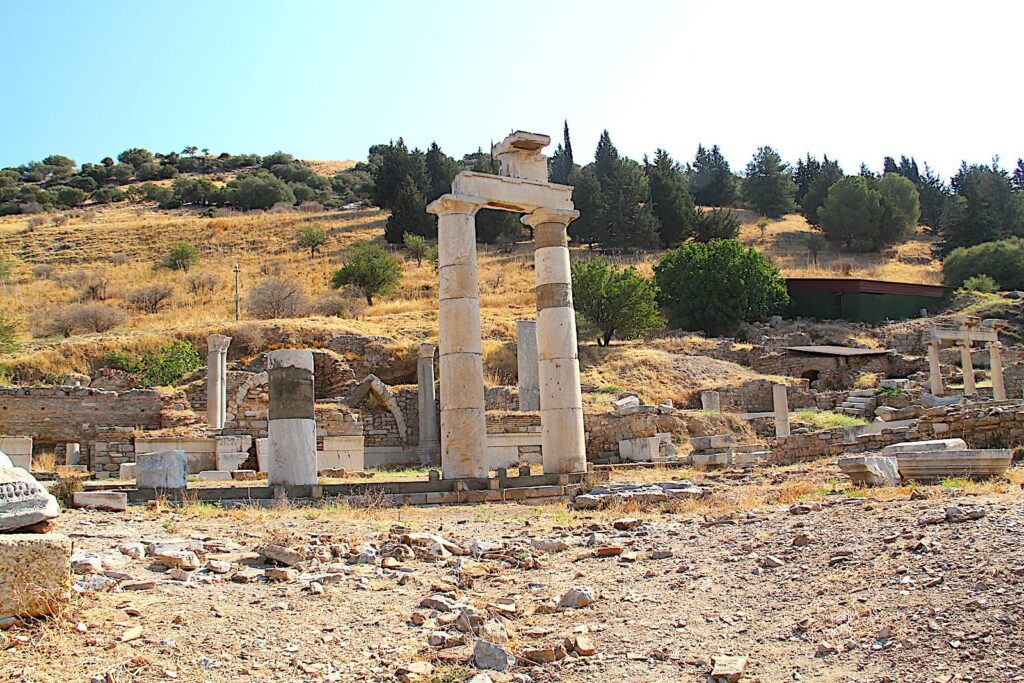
left=0, top=200, right=944, bottom=400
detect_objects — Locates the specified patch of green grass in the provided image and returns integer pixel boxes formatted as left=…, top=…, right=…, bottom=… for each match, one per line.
left=941, top=476, right=969, bottom=489
left=797, top=410, right=868, bottom=430
left=598, top=384, right=623, bottom=394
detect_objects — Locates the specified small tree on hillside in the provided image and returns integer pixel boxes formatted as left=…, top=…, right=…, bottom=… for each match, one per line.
left=877, top=172, right=921, bottom=244
left=163, top=242, right=200, bottom=271
left=245, top=277, right=310, bottom=319
left=403, top=232, right=431, bottom=266
left=819, top=176, right=882, bottom=250
left=384, top=176, right=434, bottom=243
left=654, top=239, right=789, bottom=335
left=742, top=146, right=796, bottom=218
left=571, top=257, right=665, bottom=346
left=297, top=224, right=327, bottom=257
left=0, top=312, right=18, bottom=353
left=330, top=243, right=402, bottom=305
left=692, top=208, right=740, bottom=242
left=54, top=186, right=87, bottom=208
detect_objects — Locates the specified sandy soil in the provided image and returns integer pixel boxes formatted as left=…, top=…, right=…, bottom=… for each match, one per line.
left=3, top=461, right=1023, bottom=683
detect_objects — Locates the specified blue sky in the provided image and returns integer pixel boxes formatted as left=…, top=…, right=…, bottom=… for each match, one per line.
left=3, top=0, right=1020, bottom=178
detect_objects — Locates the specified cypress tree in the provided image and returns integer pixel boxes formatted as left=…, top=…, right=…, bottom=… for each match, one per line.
left=646, top=149, right=697, bottom=247
left=742, top=146, right=797, bottom=218
left=424, top=142, right=457, bottom=203
left=549, top=120, right=576, bottom=185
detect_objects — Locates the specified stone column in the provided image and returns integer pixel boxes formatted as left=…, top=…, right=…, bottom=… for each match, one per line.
left=516, top=320, right=540, bottom=411
left=523, top=208, right=585, bottom=474
left=959, top=340, right=976, bottom=397
left=427, top=195, right=488, bottom=479
left=700, top=391, right=721, bottom=412
left=266, top=349, right=317, bottom=486
left=927, top=341, right=943, bottom=396
left=989, top=341, right=1006, bottom=401
left=772, top=383, right=790, bottom=438
left=415, top=343, right=440, bottom=464
left=207, top=334, right=231, bottom=430
left=65, top=443, right=81, bottom=466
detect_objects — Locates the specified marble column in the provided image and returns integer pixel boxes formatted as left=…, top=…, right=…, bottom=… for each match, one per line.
left=427, top=195, right=488, bottom=479
left=516, top=320, right=540, bottom=411
left=65, top=443, right=81, bottom=466
left=959, top=340, right=976, bottom=397
left=988, top=341, right=1006, bottom=401
left=266, top=349, right=317, bottom=486
left=207, top=334, right=231, bottom=430
left=415, top=343, right=440, bottom=464
left=772, top=384, right=790, bottom=438
left=523, top=208, right=585, bottom=474
left=927, top=341, right=943, bottom=396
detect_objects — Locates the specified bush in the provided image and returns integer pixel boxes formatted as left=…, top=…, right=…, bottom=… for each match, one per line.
left=961, top=274, right=999, bottom=293
left=91, top=186, right=125, bottom=204
left=942, top=238, right=1024, bottom=290
left=81, top=271, right=109, bottom=301
left=163, top=242, right=199, bottom=271
left=32, top=264, right=58, bottom=280
left=402, top=232, right=431, bottom=265
left=227, top=171, right=295, bottom=210
left=692, top=208, right=740, bottom=242
left=125, top=283, right=174, bottom=313
left=141, top=183, right=174, bottom=204
left=571, top=257, right=665, bottom=346
left=53, top=186, right=87, bottom=208
left=654, top=239, right=789, bottom=335
left=65, top=303, right=128, bottom=334
left=0, top=313, right=18, bottom=353
left=297, top=224, right=327, bottom=256
left=104, top=340, right=202, bottom=386
left=311, top=290, right=362, bottom=318
left=185, top=272, right=218, bottom=296
left=330, top=243, right=402, bottom=305
left=245, top=277, right=310, bottom=319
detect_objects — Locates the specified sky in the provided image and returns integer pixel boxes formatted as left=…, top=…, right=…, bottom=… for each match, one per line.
left=2, top=0, right=1021, bottom=179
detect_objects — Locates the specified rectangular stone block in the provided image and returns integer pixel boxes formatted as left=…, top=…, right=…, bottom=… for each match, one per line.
left=0, top=533, right=72, bottom=621
left=72, top=491, right=128, bottom=511
left=136, top=450, right=187, bottom=490
left=197, top=470, right=233, bottom=481
left=118, top=462, right=136, bottom=480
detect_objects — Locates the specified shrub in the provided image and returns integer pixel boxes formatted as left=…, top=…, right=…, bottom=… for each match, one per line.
left=66, top=303, right=128, bottom=333
left=230, top=322, right=266, bottom=357
left=311, top=289, right=361, bottom=318
left=402, top=232, right=431, bottom=266
left=0, top=258, right=10, bottom=282
left=163, top=242, right=199, bottom=271
left=961, top=274, right=998, bottom=294
left=330, top=243, right=402, bottom=305
left=0, top=313, right=18, bottom=353
left=806, top=233, right=826, bottom=262
left=245, top=277, right=309, bottom=319
left=227, top=171, right=295, bottom=210
left=692, top=208, right=740, bottom=242
left=654, top=239, right=789, bottom=335
left=53, top=186, right=87, bottom=208
left=141, top=183, right=174, bottom=204
left=91, top=186, right=125, bottom=204
left=185, top=272, right=218, bottom=296
left=81, top=271, right=109, bottom=301
left=571, top=257, right=665, bottom=346
left=125, top=283, right=174, bottom=313
left=297, top=224, right=327, bottom=257
left=942, top=238, right=1024, bottom=290
left=32, top=263, right=58, bottom=280
left=104, top=341, right=202, bottom=386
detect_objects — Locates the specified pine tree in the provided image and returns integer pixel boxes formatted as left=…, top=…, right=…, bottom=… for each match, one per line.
left=689, top=144, right=738, bottom=206
left=646, top=149, right=697, bottom=247
left=941, top=162, right=1024, bottom=253
left=1012, top=159, right=1024, bottom=192
left=793, top=154, right=823, bottom=204
left=384, top=176, right=434, bottom=243
left=593, top=130, right=619, bottom=183
left=549, top=120, right=576, bottom=185
left=424, top=142, right=458, bottom=203
left=800, top=156, right=843, bottom=225
left=742, top=146, right=796, bottom=218
left=568, top=167, right=603, bottom=247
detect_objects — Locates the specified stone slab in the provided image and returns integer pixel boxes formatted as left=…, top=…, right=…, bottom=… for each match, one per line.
left=882, top=438, right=968, bottom=454
left=838, top=455, right=899, bottom=487
left=72, top=491, right=128, bottom=511
left=135, top=450, right=187, bottom=490
left=896, top=449, right=1013, bottom=483
left=0, top=532, right=72, bottom=621
left=118, top=463, right=136, bottom=480
left=197, top=470, right=233, bottom=482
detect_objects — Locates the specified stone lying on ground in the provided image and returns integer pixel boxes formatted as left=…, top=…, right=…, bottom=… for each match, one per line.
left=72, top=491, right=128, bottom=512
left=573, top=481, right=705, bottom=509
left=611, top=395, right=641, bottom=409
left=896, top=449, right=1013, bottom=483
left=710, top=654, right=748, bottom=682
left=874, top=405, right=922, bottom=421
left=259, top=544, right=305, bottom=567
left=0, top=532, right=72, bottom=621
left=135, top=450, right=187, bottom=489
left=882, top=438, right=968, bottom=454
left=196, top=470, right=232, bottom=482
left=151, top=548, right=202, bottom=570
left=0, top=465, right=60, bottom=532
left=557, top=585, right=595, bottom=609
left=473, top=639, right=515, bottom=671
left=837, top=455, right=899, bottom=487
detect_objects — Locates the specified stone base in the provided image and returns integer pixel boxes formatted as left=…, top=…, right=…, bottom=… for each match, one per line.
left=136, top=450, right=187, bottom=490
left=119, top=463, right=136, bottom=480
left=883, top=438, right=968, bottom=454
left=0, top=533, right=72, bottom=621
left=838, top=456, right=899, bottom=486
left=197, top=471, right=233, bottom=482
left=896, top=449, right=1013, bottom=483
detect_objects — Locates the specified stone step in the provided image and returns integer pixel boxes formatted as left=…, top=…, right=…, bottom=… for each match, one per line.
left=843, top=396, right=875, bottom=405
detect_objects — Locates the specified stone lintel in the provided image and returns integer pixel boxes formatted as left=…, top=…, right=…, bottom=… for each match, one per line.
left=930, top=328, right=998, bottom=344
left=451, top=172, right=574, bottom=213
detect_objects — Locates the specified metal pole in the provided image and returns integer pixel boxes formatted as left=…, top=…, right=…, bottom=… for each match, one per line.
left=233, top=263, right=240, bottom=321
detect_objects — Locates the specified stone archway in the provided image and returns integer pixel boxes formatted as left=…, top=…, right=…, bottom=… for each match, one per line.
left=349, top=374, right=408, bottom=446
left=225, top=372, right=268, bottom=424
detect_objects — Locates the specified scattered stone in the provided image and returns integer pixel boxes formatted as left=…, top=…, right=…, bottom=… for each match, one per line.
left=167, top=567, right=192, bottom=581
left=710, top=654, right=748, bottom=682
left=837, top=456, right=899, bottom=487
left=206, top=560, right=231, bottom=574
left=151, top=549, right=201, bottom=570
left=650, top=548, right=673, bottom=560
left=760, top=555, right=785, bottom=568
left=789, top=503, right=820, bottom=515
left=815, top=641, right=838, bottom=656
left=71, top=553, right=103, bottom=575
left=595, top=546, right=623, bottom=558
left=573, top=481, right=706, bottom=509
left=395, top=661, right=433, bottom=683
left=612, top=517, right=641, bottom=530
left=118, top=543, right=146, bottom=560
left=530, top=538, right=568, bottom=553
left=122, top=581, right=156, bottom=591
left=259, top=545, right=304, bottom=567
left=792, top=533, right=811, bottom=547
left=135, top=450, right=188, bottom=490
left=266, top=567, right=298, bottom=582
left=474, top=639, right=515, bottom=671
left=521, top=643, right=567, bottom=664
left=230, top=568, right=263, bottom=583
left=0, top=533, right=72, bottom=621
left=478, top=620, right=509, bottom=645
left=567, top=634, right=597, bottom=656
left=557, top=586, right=595, bottom=609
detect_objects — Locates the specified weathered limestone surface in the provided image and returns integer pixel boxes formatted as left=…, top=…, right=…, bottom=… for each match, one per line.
left=415, top=344, right=440, bottom=463
left=838, top=455, right=900, bottom=486
left=207, top=334, right=231, bottom=430
left=318, top=435, right=365, bottom=472
left=882, top=438, right=968, bottom=454
left=0, top=532, right=72, bottom=621
left=897, top=449, right=1012, bottom=483
left=135, top=450, right=187, bottom=490
left=700, top=391, right=721, bottom=412
left=0, top=436, right=32, bottom=471
left=772, top=384, right=790, bottom=438
left=267, top=349, right=317, bottom=486
left=0, top=465, right=60, bottom=531
left=72, top=491, right=128, bottom=511
left=516, top=320, right=540, bottom=412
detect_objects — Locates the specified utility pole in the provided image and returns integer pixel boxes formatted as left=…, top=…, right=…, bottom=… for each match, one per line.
left=233, top=263, right=240, bottom=321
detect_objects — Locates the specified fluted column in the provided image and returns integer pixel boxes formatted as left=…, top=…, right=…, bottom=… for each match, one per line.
left=207, top=334, right=231, bottom=430
left=959, top=340, right=976, bottom=396
left=989, top=341, right=1006, bottom=401
left=523, top=208, right=585, bottom=474
left=415, top=343, right=440, bottom=464
left=427, top=195, right=487, bottom=479
left=927, top=341, right=943, bottom=396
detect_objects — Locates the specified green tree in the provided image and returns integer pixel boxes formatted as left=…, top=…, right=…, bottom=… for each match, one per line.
left=163, top=242, right=200, bottom=271
left=567, top=166, right=603, bottom=247
left=646, top=149, right=697, bottom=247
left=742, top=146, right=796, bottom=218
left=53, top=185, right=87, bottom=208
left=141, top=183, right=174, bottom=204
left=819, top=176, right=883, bottom=250
left=940, top=162, right=1024, bottom=253
left=654, top=239, right=789, bottom=335
left=403, top=232, right=432, bottom=265
left=330, top=243, right=402, bottom=305
left=549, top=120, right=576, bottom=185
left=137, top=341, right=203, bottom=386
left=227, top=170, right=295, bottom=210
left=692, top=208, right=740, bottom=242
left=172, top=177, right=218, bottom=205
left=689, top=144, right=738, bottom=206
left=793, top=154, right=822, bottom=204
left=91, top=186, right=125, bottom=204
left=571, top=257, right=664, bottom=346
left=117, top=147, right=153, bottom=169
left=877, top=172, right=921, bottom=243
left=942, top=238, right=1024, bottom=290
left=297, top=224, right=327, bottom=257
left=384, top=175, right=434, bottom=243
left=424, top=142, right=458, bottom=203
left=799, top=157, right=843, bottom=225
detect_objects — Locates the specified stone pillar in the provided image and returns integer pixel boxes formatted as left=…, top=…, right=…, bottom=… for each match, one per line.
left=523, top=208, right=585, bottom=474
left=207, top=334, right=231, bottom=430
left=959, top=340, right=976, bottom=397
left=516, top=320, right=540, bottom=411
left=64, top=443, right=81, bottom=466
left=989, top=341, right=1006, bottom=401
left=700, top=390, right=721, bottom=412
left=427, top=195, right=488, bottom=479
left=772, top=383, right=790, bottom=438
left=927, top=341, right=943, bottom=396
left=415, top=343, right=440, bottom=464
left=266, top=349, right=317, bottom=486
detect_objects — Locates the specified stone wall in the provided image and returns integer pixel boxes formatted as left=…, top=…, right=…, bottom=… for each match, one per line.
left=584, top=406, right=686, bottom=458
left=88, top=428, right=136, bottom=476
left=707, top=379, right=826, bottom=413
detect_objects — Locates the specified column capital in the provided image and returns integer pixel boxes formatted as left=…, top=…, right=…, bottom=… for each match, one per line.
left=417, top=343, right=437, bottom=359
left=208, top=334, right=232, bottom=352
left=426, top=194, right=486, bottom=216
left=520, top=207, right=580, bottom=228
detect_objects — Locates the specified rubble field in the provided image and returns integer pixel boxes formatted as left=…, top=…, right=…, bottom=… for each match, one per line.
left=3, top=460, right=1023, bottom=683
